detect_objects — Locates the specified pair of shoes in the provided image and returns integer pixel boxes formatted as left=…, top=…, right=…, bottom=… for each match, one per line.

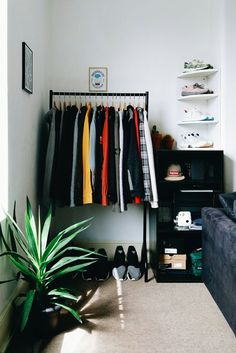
left=112, top=246, right=142, bottom=281
left=82, top=248, right=110, bottom=281
left=183, top=59, right=213, bottom=72
left=183, top=108, right=215, bottom=122
left=182, top=83, right=213, bottom=96
left=180, top=133, right=213, bottom=148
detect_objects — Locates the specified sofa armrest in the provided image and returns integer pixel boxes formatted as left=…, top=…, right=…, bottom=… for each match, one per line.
left=202, top=207, right=236, bottom=335
left=202, top=207, right=236, bottom=265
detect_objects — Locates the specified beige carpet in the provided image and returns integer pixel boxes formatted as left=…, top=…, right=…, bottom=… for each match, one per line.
left=8, top=274, right=236, bottom=353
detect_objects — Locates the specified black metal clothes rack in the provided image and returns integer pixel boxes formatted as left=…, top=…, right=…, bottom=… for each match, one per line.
left=49, top=89, right=149, bottom=282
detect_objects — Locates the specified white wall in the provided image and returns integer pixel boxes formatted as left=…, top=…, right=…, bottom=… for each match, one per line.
left=221, top=0, right=236, bottom=191
left=0, top=0, right=50, bottom=324
left=8, top=0, right=51, bottom=214
left=50, top=0, right=222, bottom=253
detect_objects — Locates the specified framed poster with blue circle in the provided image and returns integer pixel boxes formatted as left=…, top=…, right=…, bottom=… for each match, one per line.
left=89, top=67, right=108, bottom=92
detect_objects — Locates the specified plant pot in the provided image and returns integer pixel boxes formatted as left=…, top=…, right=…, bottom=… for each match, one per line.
left=161, top=137, right=174, bottom=150
left=31, top=304, right=61, bottom=338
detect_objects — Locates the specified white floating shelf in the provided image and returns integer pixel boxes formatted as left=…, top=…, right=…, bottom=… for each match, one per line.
left=177, top=120, right=218, bottom=126
left=178, top=94, right=218, bottom=101
left=178, top=69, right=218, bottom=79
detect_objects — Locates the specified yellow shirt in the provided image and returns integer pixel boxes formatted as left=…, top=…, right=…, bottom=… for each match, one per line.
left=82, top=104, right=93, bottom=204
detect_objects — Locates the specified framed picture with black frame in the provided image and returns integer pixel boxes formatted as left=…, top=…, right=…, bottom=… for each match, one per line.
left=22, top=42, right=33, bottom=94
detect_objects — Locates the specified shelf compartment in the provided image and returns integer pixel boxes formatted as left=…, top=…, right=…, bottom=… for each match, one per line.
left=156, top=270, right=202, bottom=283
left=177, top=69, right=218, bottom=79
left=158, top=223, right=201, bottom=234
left=178, top=94, right=218, bottom=101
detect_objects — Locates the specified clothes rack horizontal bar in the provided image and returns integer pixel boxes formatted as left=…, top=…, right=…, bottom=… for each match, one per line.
left=51, top=91, right=148, bottom=96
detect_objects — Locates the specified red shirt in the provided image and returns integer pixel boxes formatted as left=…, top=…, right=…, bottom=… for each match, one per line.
left=101, top=107, right=109, bottom=206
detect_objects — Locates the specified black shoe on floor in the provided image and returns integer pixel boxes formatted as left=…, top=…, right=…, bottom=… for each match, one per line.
left=126, top=246, right=142, bottom=281
left=82, top=248, right=96, bottom=281
left=95, top=248, right=110, bottom=281
left=112, top=245, right=126, bottom=280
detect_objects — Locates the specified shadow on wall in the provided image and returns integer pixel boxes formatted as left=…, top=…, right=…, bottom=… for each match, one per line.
left=51, top=203, right=144, bottom=244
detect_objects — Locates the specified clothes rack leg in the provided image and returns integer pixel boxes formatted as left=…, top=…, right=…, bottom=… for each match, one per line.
left=142, top=202, right=148, bottom=282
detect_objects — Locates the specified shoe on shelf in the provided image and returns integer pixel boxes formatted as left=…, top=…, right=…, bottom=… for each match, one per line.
left=183, top=108, right=215, bottom=122
left=82, top=248, right=96, bottom=281
left=183, top=59, right=213, bottom=72
left=126, top=246, right=142, bottom=281
left=180, top=133, right=213, bottom=149
left=95, top=248, right=110, bottom=281
left=191, top=133, right=213, bottom=148
left=181, top=83, right=213, bottom=96
left=112, top=246, right=126, bottom=280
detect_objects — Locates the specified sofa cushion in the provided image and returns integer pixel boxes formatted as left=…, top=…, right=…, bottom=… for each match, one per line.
left=219, top=191, right=236, bottom=221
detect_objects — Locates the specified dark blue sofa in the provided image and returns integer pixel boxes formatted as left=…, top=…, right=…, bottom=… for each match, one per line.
left=202, top=207, right=236, bottom=336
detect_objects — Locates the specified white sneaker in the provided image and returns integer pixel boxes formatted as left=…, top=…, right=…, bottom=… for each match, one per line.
left=180, top=133, right=213, bottom=148
left=191, top=133, right=213, bottom=148
left=180, top=133, right=192, bottom=148
left=183, top=109, right=215, bottom=122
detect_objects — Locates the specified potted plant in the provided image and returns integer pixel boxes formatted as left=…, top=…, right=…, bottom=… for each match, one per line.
left=0, top=198, right=98, bottom=335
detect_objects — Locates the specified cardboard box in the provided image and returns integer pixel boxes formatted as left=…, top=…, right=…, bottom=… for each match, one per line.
left=159, top=254, right=187, bottom=270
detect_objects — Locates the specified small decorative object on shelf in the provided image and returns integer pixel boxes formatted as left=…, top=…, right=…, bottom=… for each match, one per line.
left=151, top=125, right=162, bottom=150
left=160, top=134, right=174, bottom=150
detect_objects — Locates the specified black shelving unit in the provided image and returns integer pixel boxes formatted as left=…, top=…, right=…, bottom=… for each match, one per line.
left=149, top=149, right=224, bottom=283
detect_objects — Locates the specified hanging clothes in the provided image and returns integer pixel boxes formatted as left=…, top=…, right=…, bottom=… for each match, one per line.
left=90, top=109, right=96, bottom=190
left=82, top=104, right=93, bottom=204
left=143, top=110, right=158, bottom=208
left=127, top=105, right=144, bottom=200
left=108, top=106, right=117, bottom=204
left=42, top=108, right=56, bottom=207
left=70, top=110, right=80, bottom=207
left=101, top=106, right=109, bottom=206
left=50, top=108, right=63, bottom=201
left=118, top=109, right=125, bottom=212
left=122, top=109, right=132, bottom=210
left=137, top=107, right=152, bottom=203
left=55, top=105, right=77, bottom=206
left=94, top=106, right=105, bottom=204
left=42, top=93, right=158, bottom=211
left=133, top=106, right=142, bottom=205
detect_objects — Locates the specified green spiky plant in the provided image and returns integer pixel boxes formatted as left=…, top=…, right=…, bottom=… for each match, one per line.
left=0, top=198, right=97, bottom=332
